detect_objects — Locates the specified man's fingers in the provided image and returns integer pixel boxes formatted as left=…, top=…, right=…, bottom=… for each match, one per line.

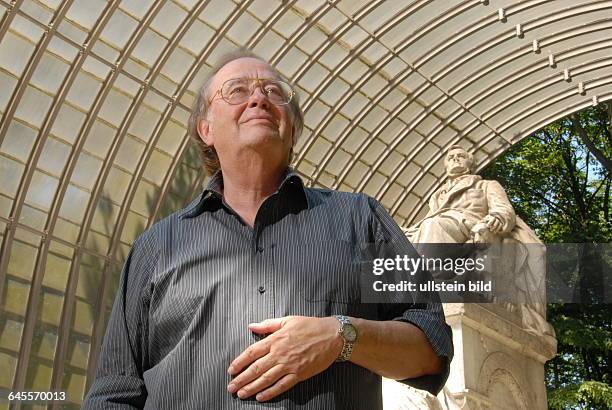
left=248, top=317, right=286, bottom=334
left=228, top=356, right=274, bottom=394
left=228, top=339, right=270, bottom=376
left=234, top=364, right=285, bottom=399
left=255, top=373, right=299, bottom=402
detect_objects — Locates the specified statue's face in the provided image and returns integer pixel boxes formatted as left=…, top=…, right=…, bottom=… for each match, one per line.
left=445, top=149, right=471, bottom=174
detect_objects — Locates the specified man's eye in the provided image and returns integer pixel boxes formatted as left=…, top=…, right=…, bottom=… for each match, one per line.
left=264, top=85, right=282, bottom=96
left=229, top=86, right=247, bottom=95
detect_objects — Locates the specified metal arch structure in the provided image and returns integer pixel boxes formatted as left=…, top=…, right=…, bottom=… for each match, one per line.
left=0, top=0, right=610, bottom=406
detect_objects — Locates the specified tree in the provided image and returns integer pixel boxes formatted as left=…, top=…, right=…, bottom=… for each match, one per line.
left=481, top=103, right=612, bottom=409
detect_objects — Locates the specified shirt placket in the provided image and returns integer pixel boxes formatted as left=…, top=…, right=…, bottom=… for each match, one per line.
left=250, top=201, right=276, bottom=328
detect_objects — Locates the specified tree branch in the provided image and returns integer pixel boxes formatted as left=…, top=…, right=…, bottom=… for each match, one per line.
left=603, top=176, right=610, bottom=224
left=571, top=114, right=612, bottom=174
left=583, top=150, right=590, bottom=195
left=586, top=178, right=606, bottom=210
left=550, top=128, right=588, bottom=218
left=528, top=186, right=575, bottom=220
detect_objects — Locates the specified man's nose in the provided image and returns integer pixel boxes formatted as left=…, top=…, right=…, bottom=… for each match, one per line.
left=247, top=87, right=270, bottom=109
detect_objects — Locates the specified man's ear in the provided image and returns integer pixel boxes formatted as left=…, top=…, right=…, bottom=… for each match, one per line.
left=196, top=118, right=213, bottom=147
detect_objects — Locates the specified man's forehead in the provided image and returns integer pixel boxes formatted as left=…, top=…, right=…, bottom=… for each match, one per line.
left=213, top=57, right=280, bottom=86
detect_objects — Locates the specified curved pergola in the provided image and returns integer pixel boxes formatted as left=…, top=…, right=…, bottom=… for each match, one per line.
left=0, top=0, right=610, bottom=406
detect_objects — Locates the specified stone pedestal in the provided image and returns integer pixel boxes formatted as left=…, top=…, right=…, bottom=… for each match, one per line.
left=383, top=303, right=557, bottom=409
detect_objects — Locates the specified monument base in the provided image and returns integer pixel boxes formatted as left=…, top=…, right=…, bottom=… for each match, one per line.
left=383, top=303, right=557, bottom=409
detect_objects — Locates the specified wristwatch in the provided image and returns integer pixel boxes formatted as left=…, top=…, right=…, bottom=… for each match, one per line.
left=335, top=315, right=358, bottom=362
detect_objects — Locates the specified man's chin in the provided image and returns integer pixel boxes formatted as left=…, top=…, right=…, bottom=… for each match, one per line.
left=241, top=123, right=282, bottom=138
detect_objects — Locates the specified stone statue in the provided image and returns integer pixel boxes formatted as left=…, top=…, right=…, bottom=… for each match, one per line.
left=390, top=146, right=556, bottom=410
left=406, top=146, right=515, bottom=245
left=406, top=146, right=553, bottom=336
left=391, top=146, right=555, bottom=410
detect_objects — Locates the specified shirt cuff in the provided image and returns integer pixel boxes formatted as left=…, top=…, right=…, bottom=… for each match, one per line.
left=392, top=308, right=454, bottom=395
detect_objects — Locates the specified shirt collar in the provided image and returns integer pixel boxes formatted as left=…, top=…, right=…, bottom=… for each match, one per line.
left=179, top=167, right=309, bottom=219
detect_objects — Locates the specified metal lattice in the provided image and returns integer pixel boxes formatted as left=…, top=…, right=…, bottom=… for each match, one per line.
left=0, top=0, right=611, bottom=407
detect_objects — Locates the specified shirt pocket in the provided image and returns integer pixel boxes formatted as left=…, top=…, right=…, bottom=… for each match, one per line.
left=283, top=241, right=362, bottom=304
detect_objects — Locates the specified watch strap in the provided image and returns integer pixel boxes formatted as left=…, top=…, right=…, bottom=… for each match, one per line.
left=335, top=315, right=355, bottom=362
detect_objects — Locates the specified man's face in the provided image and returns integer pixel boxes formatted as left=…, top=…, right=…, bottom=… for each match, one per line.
left=444, top=148, right=471, bottom=174
left=197, top=57, right=294, bottom=170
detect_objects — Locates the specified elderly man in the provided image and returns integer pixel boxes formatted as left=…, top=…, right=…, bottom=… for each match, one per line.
left=408, top=146, right=516, bottom=245
left=83, top=49, right=452, bottom=409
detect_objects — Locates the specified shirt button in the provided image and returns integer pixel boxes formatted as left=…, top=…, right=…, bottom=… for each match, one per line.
left=258, top=286, right=265, bottom=294
left=256, top=246, right=264, bottom=253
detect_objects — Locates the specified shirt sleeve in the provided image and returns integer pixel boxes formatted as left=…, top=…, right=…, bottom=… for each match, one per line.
left=367, top=196, right=454, bottom=395
left=82, top=234, right=158, bottom=409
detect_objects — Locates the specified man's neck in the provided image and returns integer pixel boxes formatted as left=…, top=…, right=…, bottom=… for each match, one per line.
left=220, top=160, right=286, bottom=227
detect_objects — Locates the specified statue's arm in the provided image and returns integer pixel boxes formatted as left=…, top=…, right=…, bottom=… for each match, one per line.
left=483, top=180, right=516, bottom=233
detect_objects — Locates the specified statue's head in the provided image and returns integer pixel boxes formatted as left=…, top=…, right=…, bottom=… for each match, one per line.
left=444, top=145, right=474, bottom=176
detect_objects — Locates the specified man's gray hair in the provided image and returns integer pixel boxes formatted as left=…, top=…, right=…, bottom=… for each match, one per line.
left=187, top=48, right=305, bottom=176
left=446, top=145, right=475, bottom=172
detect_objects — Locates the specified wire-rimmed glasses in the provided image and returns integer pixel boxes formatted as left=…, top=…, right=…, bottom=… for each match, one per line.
left=210, top=77, right=294, bottom=106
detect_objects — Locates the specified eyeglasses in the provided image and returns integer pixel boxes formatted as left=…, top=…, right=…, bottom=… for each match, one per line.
left=210, top=77, right=294, bottom=106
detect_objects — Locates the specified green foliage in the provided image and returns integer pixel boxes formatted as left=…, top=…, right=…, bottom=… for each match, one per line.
left=546, top=303, right=611, bottom=408
left=481, top=103, right=612, bottom=409
left=551, top=306, right=611, bottom=352
left=482, top=107, right=612, bottom=243
left=548, top=381, right=612, bottom=410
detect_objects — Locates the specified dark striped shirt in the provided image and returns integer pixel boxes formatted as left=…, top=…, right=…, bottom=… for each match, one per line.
left=83, top=169, right=453, bottom=409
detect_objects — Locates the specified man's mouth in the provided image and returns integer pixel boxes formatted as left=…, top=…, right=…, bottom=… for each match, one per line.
left=243, top=117, right=277, bottom=126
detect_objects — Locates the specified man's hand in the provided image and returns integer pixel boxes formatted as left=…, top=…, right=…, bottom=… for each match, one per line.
left=227, top=316, right=343, bottom=402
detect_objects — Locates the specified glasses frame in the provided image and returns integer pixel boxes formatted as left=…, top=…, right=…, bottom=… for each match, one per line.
left=208, top=77, right=295, bottom=106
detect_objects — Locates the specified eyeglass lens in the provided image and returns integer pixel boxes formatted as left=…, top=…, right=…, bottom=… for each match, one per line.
left=221, top=78, right=292, bottom=105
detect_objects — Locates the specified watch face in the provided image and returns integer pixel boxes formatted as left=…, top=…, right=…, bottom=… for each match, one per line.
left=344, top=324, right=357, bottom=342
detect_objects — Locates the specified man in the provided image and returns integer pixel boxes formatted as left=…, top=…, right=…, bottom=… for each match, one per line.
left=408, top=146, right=516, bottom=245
left=83, top=49, right=452, bottom=409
